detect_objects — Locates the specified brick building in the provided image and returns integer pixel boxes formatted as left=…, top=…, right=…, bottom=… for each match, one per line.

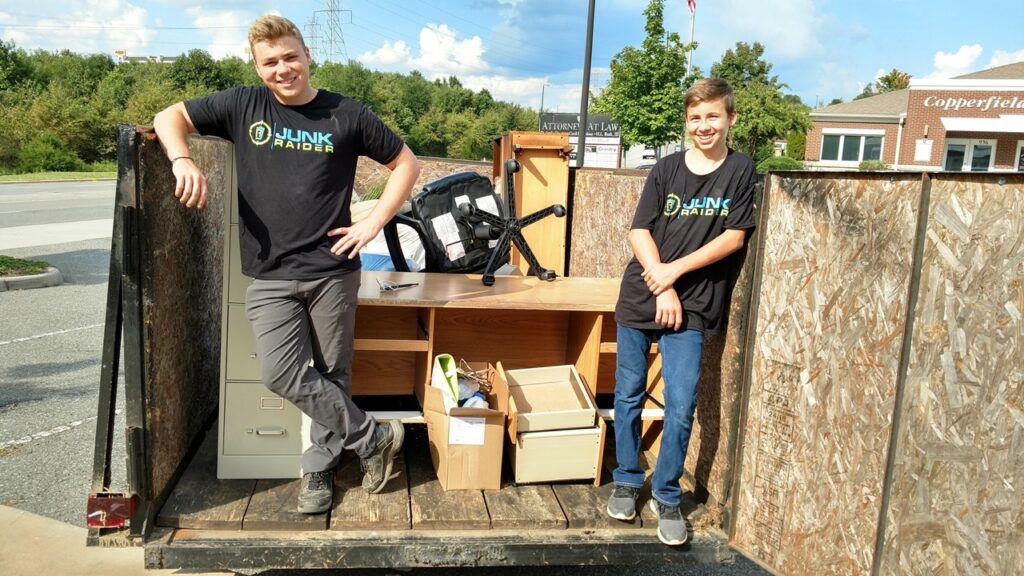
left=805, top=61, right=1024, bottom=172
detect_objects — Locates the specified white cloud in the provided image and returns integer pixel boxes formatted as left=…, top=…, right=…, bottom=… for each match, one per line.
left=360, top=41, right=414, bottom=70
left=414, top=24, right=488, bottom=76
left=1, top=1, right=154, bottom=54
left=186, top=6, right=251, bottom=59
left=713, top=0, right=825, bottom=60
left=358, top=24, right=487, bottom=78
left=925, top=44, right=983, bottom=78
left=987, top=49, right=1024, bottom=69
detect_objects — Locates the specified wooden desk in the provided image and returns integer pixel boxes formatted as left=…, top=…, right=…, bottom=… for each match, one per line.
left=353, top=271, right=622, bottom=401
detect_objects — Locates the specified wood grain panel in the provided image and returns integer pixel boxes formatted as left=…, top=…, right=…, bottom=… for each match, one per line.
left=352, top=351, right=418, bottom=395
left=331, top=451, right=410, bottom=531
left=244, top=479, right=328, bottom=531
left=879, top=174, right=1024, bottom=576
left=407, top=428, right=491, bottom=530
left=432, top=308, right=570, bottom=369
left=732, top=174, right=923, bottom=575
left=156, top=434, right=254, bottom=530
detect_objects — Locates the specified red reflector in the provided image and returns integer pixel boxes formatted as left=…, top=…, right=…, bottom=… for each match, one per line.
left=86, top=493, right=136, bottom=528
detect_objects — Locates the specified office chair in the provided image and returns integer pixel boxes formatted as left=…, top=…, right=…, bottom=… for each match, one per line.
left=383, top=159, right=565, bottom=286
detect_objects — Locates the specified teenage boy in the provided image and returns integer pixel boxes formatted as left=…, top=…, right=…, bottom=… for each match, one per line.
left=606, top=78, right=755, bottom=545
left=153, top=15, right=421, bottom=514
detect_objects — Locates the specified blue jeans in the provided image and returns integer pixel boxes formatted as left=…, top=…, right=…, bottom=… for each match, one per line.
left=613, top=324, right=704, bottom=507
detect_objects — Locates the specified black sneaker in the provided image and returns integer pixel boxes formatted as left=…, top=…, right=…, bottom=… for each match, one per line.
left=649, top=499, right=689, bottom=545
left=297, top=469, right=333, bottom=514
left=360, top=420, right=405, bottom=494
left=606, top=485, right=641, bottom=521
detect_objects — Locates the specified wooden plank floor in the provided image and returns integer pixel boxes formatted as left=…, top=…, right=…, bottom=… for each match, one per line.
left=158, top=425, right=678, bottom=533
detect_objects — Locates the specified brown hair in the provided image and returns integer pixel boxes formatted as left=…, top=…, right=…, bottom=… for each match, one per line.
left=684, top=78, right=735, bottom=115
left=248, top=15, right=305, bottom=54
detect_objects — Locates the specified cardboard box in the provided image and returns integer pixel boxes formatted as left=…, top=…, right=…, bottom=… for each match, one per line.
left=509, top=418, right=606, bottom=485
left=424, top=363, right=508, bottom=490
left=500, top=363, right=596, bottom=434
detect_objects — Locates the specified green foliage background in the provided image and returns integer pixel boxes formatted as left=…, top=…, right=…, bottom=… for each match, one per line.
left=0, top=42, right=537, bottom=173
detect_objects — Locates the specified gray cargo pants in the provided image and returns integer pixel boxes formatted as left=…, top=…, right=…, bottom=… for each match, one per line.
left=245, top=271, right=376, bottom=474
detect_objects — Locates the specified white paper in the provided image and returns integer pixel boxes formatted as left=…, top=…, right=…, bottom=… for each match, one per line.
left=475, top=195, right=499, bottom=216
left=449, top=416, right=487, bottom=445
left=430, top=213, right=466, bottom=261
left=454, top=194, right=472, bottom=213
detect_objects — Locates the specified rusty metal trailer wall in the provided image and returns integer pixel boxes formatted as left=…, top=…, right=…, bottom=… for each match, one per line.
left=128, top=130, right=230, bottom=514
left=731, top=172, right=1023, bottom=576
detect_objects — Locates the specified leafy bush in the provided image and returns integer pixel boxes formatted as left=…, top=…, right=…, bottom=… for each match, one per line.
left=756, top=155, right=803, bottom=174
left=17, top=133, right=82, bottom=173
left=858, top=160, right=889, bottom=171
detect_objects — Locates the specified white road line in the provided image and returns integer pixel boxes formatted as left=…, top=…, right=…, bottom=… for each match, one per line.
left=0, top=323, right=104, bottom=346
left=0, top=219, right=112, bottom=250
left=0, top=411, right=122, bottom=450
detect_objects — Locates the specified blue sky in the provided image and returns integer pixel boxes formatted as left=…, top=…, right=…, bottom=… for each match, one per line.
left=2, top=0, right=1022, bottom=111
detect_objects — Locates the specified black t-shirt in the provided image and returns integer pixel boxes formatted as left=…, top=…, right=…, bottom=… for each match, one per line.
left=615, top=149, right=756, bottom=333
left=185, top=86, right=404, bottom=279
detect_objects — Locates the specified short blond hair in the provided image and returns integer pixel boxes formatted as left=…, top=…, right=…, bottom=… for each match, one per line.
left=684, top=78, right=735, bottom=115
left=248, top=15, right=305, bottom=54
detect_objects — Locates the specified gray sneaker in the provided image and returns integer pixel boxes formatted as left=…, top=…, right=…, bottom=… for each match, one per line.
left=606, top=485, right=641, bottom=520
left=649, top=499, right=689, bottom=545
left=360, top=420, right=405, bottom=494
left=297, top=469, right=333, bottom=514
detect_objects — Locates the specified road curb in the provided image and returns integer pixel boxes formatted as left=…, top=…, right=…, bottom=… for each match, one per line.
left=0, top=266, right=64, bottom=291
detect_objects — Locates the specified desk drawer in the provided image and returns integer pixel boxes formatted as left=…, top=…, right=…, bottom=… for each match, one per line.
left=222, top=381, right=303, bottom=456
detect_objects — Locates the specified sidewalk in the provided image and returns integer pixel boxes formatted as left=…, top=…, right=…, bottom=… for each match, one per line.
left=0, top=505, right=228, bottom=576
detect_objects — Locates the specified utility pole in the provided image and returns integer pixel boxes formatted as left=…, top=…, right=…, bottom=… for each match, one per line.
left=538, top=83, right=548, bottom=130
left=576, top=0, right=595, bottom=168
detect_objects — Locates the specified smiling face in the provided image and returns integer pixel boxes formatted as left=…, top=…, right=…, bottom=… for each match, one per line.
left=685, top=97, right=737, bottom=155
left=251, top=35, right=316, bottom=106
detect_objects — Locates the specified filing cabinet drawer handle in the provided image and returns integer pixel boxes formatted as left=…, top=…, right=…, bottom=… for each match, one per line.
left=254, top=427, right=287, bottom=436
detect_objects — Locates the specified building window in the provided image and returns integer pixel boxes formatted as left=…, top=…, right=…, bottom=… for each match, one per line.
left=1016, top=141, right=1024, bottom=171
left=943, top=139, right=996, bottom=172
left=820, top=132, right=884, bottom=163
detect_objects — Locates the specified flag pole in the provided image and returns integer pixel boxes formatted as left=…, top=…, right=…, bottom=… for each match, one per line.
left=686, top=1, right=695, bottom=77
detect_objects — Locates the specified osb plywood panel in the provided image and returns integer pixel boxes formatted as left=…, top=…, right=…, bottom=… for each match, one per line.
left=733, top=174, right=922, bottom=575
left=682, top=231, right=757, bottom=510
left=880, top=174, right=1024, bottom=576
left=568, top=169, right=643, bottom=279
left=138, top=134, right=228, bottom=500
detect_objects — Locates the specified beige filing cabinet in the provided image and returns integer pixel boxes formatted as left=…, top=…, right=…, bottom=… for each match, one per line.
left=217, top=163, right=310, bottom=479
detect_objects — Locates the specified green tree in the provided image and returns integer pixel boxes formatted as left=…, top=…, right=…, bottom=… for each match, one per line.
left=592, top=0, right=693, bottom=149
left=853, top=83, right=876, bottom=100
left=709, top=42, right=780, bottom=90
left=709, top=42, right=810, bottom=160
left=169, top=49, right=227, bottom=92
left=218, top=56, right=261, bottom=87
left=312, top=61, right=380, bottom=110
left=0, top=40, right=32, bottom=91
left=17, top=132, right=82, bottom=172
left=875, top=68, right=911, bottom=93
left=786, top=130, right=806, bottom=161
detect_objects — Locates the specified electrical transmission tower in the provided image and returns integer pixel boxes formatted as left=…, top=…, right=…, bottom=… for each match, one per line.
left=304, top=17, right=323, bottom=61
left=310, top=0, right=351, bottom=63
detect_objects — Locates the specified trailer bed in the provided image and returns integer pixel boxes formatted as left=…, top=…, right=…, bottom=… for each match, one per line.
left=146, top=426, right=736, bottom=570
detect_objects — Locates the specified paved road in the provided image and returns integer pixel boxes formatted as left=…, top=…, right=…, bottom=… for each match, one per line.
left=0, top=180, right=768, bottom=576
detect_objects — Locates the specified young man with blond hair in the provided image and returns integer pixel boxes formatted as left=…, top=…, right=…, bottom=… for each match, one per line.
left=154, top=14, right=420, bottom=514
left=605, top=78, right=755, bottom=545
